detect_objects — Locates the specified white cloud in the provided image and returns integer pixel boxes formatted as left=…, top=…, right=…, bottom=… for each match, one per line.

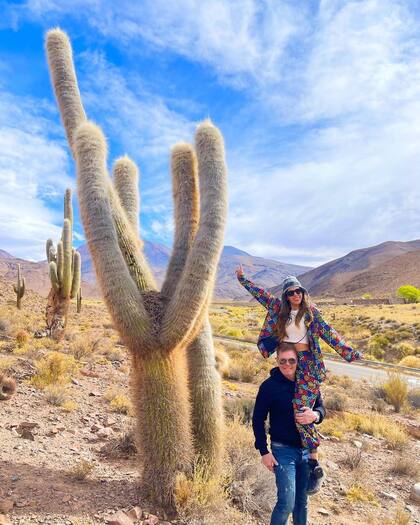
left=0, top=87, right=74, bottom=260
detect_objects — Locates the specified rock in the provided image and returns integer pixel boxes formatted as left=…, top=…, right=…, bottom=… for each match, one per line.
left=97, top=427, right=112, bottom=439
left=0, top=500, right=14, bottom=513
left=144, top=515, right=159, bottom=525
left=88, top=390, right=101, bottom=397
left=318, top=508, right=330, bottom=516
left=126, top=507, right=142, bottom=520
left=352, top=440, right=363, bottom=449
left=380, top=491, right=397, bottom=501
left=330, top=436, right=340, bottom=443
left=326, top=460, right=339, bottom=470
left=410, top=482, right=420, bottom=503
left=105, top=510, right=134, bottom=525
left=0, top=515, right=12, bottom=525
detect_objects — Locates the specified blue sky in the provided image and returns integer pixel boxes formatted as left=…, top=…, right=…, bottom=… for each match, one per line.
left=1, top=0, right=419, bottom=266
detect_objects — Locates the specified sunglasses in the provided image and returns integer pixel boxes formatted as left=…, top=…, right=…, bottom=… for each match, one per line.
left=285, top=288, right=303, bottom=297
left=278, top=358, right=297, bottom=365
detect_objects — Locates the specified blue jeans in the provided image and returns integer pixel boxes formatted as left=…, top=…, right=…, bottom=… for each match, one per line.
left=270, top=443, right=310, bottom=525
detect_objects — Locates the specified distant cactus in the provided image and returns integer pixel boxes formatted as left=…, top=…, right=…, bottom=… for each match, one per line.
left=13, top=264, right=25, bottom=309
left=0, top=373, right=16, bottom=400
left=46, top=28, right=227, bottom=508
left=45, top=188, right=81, bottom=341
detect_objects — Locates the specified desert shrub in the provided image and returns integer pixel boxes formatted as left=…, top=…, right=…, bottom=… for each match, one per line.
left=382, top=372, right=408, bottom=412
left=223, top=328, right=243, bottom=338
left=325, top=392, right=348, bottom=411
left=407, top=388, right=420, bottom=409
left=224, top=397, right=255, bottom=425
left=44, top=384, right=69, bottom=406
left=397, top=285, right=420, bottom=303
left=100, top=430, right=137, bottom=459
left=68, top=336, right=100, bottom=361
left=69, top=459, right=94, bottom=480
left=384, top=505, right=411, bottom=525
left=102, top=345, right=125, bottom=363
left=32, top=352, right=78, bottom=389
left=389, top=453, right=419, bottom=477
left=346, top=483, right=378, bottom=505
left=371, top=398, right=387, bottom=413
left=61, top=400, right=78, bottom=412
left=227, top=356, right=258, bottom=383
left=399, top=355, right=420, bottom=368
left=393, top=342, right=415, bottom=360
left=341, top=448, right=362, bottom=470
left=322, top=412, right=408, bottom=449
left=105, top=387, right=133, bottom=415
left=15, top=330, right=29, bottom=348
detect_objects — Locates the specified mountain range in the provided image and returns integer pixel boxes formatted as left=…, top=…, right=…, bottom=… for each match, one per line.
left=1, top=239, right=419, bottom=300
left=0, top=243, right=311, bottom=301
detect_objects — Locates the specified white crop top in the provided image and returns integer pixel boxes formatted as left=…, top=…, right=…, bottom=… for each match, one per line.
left=283, top=310, right=309, bottom=344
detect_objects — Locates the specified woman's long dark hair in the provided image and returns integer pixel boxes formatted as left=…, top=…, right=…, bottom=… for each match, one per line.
left=275, top=290, right=313, bottom=341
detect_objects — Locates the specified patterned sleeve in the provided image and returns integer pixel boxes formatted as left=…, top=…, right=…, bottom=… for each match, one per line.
left=237, top=274, right=276, bottom=310
left=313, top=308, right=363, bottom=362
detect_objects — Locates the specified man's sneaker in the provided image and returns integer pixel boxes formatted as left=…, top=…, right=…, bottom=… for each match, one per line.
left=307, top=461, right=325, bottom=495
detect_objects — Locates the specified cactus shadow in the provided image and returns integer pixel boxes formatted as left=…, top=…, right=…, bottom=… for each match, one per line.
left=0, top=460, right=143, bottom=518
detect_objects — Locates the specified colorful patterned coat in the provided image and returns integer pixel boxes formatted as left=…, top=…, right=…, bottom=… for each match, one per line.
left=238, top=274, right=362, bottom=383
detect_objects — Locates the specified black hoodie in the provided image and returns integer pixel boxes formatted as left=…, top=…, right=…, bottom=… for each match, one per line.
left=252, top=367, right=325, bottom=455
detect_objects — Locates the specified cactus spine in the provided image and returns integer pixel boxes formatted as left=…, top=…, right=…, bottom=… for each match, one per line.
left=45, top=188, right=81, bottom=341
left=46, top=28, right=228, bottom=508
left=13, top=264, right=25, bottom=309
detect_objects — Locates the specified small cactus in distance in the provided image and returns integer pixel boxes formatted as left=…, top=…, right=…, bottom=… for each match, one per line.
left=45, top=188, right=81, bottom=341
left=13, top=264, right=25, bottom=309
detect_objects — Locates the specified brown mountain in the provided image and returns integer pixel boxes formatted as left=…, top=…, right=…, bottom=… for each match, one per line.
left=0, top=244, right=311, bottom=301
left=270, top=240, right=420, bottom=298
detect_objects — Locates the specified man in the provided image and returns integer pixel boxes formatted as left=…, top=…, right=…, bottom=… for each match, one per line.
left=252, top=342, right=326, bottom=525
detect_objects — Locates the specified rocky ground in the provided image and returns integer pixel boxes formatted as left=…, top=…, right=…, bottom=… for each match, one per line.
left=0, top=283, right=419, bottom=524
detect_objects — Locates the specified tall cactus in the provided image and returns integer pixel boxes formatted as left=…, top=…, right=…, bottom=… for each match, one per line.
left=45, top=188, right=81, bottom=341
left=46, top=28, right=228, bottom=507
left=13, top=264, right=25, bottom=309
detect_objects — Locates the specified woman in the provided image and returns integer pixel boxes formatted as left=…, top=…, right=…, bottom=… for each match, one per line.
left=236, top=265, right=362, bottom=493
left=253, top=342, right=325, bottom=525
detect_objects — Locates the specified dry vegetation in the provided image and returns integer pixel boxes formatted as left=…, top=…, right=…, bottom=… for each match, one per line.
left=0, top=291, right=419, bottom=524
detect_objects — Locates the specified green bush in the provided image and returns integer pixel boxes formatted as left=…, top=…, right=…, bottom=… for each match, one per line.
left=397, top=285, right=420, bottom=303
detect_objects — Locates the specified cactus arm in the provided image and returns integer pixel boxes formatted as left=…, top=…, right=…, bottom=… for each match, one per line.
left=61, top=218, right=72, bottom=298
left=161, top=143, right=199, bottom=299
left=56, top=241, right=64, bottom=285
left=74, top=121, right=153, bottom=350
left=46, top=239, right=55, bottom=262
left=49, top=261, right=60, bottom=292
left=161, top=121, right=228, bottom=351
left=20, top=277, right=25, bottom=298
left=113, top=156, right=140, bottom=237
left=70, top=250, right=81, bottom=299
left=64, top=188, right=73, bottom=225
left=46, top=28, right=86, bottom=154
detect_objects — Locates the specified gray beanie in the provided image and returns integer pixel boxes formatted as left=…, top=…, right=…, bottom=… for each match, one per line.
left=281, top=275, right=307, bottom=298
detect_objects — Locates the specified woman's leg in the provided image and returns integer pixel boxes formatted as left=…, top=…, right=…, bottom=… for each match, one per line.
left=293, top=449, right=310, bottom=525
left=270, top=444, right=298, bottom=525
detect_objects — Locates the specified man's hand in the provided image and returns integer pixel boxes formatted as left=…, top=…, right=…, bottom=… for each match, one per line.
left=295, top=406, right=318, bottom=425
left=261, top=452, right=278, bottom=472
left=235, top=263, right=244, bottom=278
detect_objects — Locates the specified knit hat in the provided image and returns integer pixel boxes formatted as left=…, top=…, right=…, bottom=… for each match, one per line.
left=281, top=275, right=307, bottom=298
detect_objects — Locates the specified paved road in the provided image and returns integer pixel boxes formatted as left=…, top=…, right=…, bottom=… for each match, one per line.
left=215, top=336, right=420, bottom=388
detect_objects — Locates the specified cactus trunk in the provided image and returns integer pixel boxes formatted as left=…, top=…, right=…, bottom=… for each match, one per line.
left=131, top=349, right=192, bottom=507
left=45, top=288, right=70, bottom=342
left=13, top=264, right=25, bottom=309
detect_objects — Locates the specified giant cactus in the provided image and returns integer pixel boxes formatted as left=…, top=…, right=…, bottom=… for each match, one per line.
left=46, top=28, right=227, bottom=507
left=13, top=264, right=25, bottom=309
left=45, top=188, right=81, bottom=341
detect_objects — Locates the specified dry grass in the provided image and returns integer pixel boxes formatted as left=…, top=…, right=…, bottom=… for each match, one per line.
left=69, top=459, right=95, bottom=481
left=383, top=505, right=411, bottom=525
left=31, top=351, right=78, bottom=389
left=382, top=372, right=408, bottom=412
left=44, top=383, right=69, bottom=406
left=104, top=387, right=133, bottom=415
left=321, top=412, right=408, bottom=449
left=399, top=355, right=420, bottom=367
left=346, top=483, right=378, bottom=505
left=389, top=453, right=420, bottom=477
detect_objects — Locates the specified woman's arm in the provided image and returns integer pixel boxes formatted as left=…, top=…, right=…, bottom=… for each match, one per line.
left=313, top=307, right=362, bottom=362
left=236, top=264, right=276, bottom=310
